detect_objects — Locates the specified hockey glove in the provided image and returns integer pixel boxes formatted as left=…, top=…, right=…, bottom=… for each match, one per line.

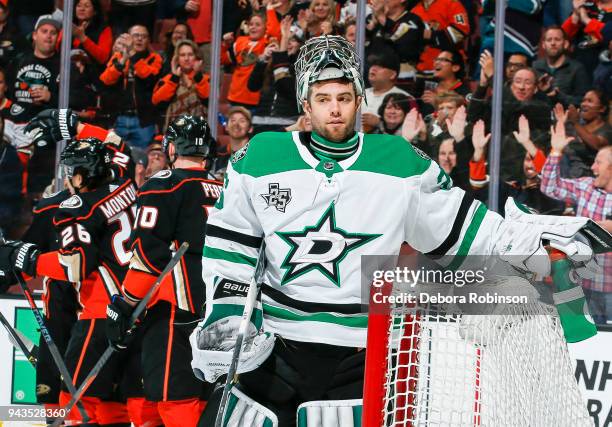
left=106, top=295, right=143, bottom=351
left=189, top=317, right=275, bottom=383
left=496, top=198, right=599, bottom=279
left=0, top=241, right=40, bottom=277
left=25, top=109, right=78, bottom=147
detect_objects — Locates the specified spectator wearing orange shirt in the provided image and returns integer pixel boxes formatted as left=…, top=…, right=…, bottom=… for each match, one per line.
left=152, top=39, right=210, bottom=131
left=264, top=0, right=303, bottom=40
left=100, top=25, right=162, bottom=149
left=562, top=0, right=612, bottom=73
left=411, top=0, right=470, bottom=77
left=58, top=0, right=112, bottom=66
left=221, top=13, right=270, bottom=109
left=183, top=0, right=213, bottom=73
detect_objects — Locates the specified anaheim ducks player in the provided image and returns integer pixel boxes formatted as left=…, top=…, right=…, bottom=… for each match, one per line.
left=0, top=137, right=151, bottom=426
left=18, top=187, right=78, bottom=422
left=190, top=35, right=602, bottom=427
left=105, top=115, right=222, bottom=427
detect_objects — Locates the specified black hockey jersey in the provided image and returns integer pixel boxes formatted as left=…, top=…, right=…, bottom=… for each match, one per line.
left=39, top=176, right=137, bottom=319
left=123, top=168, right=222, bottom=314
left=23, top=190, right=79, bottom=320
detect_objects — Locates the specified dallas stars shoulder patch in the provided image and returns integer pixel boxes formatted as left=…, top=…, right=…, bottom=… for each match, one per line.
left=231, top=143, right=249, bottom=164
left=276, top=203, right=381, bottom=287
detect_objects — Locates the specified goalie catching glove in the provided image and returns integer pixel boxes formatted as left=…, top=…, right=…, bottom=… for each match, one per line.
left=189, top=316, right=275, bottom=383
left=496, top=198, right=601, bottom=279
left=25, top=108, right=78, bottom=147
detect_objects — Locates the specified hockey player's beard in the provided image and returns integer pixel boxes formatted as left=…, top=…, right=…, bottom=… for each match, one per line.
left=311, top=114, right=357, bottom=143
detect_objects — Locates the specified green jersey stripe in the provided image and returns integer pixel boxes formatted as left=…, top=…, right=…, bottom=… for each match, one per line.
left=202, top=303, right=263, bottom=329
left=203, top=245, right=257, bottom=267
left=263, top=303, right=368, bottom=328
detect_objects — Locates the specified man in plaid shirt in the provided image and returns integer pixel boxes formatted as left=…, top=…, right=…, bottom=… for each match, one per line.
left=541, top=120, right=612, bottom=324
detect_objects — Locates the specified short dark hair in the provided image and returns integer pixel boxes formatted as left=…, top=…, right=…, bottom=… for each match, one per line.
left=440, top=49, right=465, bottom=80
left=306, top=77, right=356, bottom=104
left=586, top=88, right=610, bottom=117
left=378, top=93, right=412, bottom=118
left=368, top=50, right=401, bottom=76
left=505, top=52, right=531, bottom=66
left=542, top=25, right=568, bottom=41
left=74, top=0, right=106, bottom=29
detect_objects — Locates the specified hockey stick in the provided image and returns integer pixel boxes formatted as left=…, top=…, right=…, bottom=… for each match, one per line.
left=0, top=233, right=88, bottom=420
left=11, top=272, right=90, bottom=421
left=52, top=242, right=190, bottom=427
left=215, top=243, right=267, bottom=427
left=0, top=310, right=38, bottom=366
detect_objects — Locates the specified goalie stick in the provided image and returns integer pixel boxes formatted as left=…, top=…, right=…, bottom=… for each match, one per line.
left=52, top=241, right=190, bottom=427
left=0, top=310, right=38, bottom=366
left=215, top=242, right=267, bottom=427
left=0, top=231, right=90, bottom=422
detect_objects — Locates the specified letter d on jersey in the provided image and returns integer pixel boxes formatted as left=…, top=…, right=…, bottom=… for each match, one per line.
left=276, top=204, right=381, bottom=287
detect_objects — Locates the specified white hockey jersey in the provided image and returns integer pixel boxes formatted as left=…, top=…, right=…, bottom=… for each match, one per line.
left=202, top=131, right=505, bottom=347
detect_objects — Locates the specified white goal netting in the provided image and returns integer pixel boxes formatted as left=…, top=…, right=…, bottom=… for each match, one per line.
left=370, top=278, right=593, bottom=427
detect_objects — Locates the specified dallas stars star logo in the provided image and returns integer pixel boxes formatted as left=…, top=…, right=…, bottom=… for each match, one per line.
left=276, top=204, right=381, bottom=287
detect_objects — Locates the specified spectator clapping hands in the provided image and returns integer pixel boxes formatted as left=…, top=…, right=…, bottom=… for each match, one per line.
left=471, top=119, right=491, bottom=162
left=72, top=22, right=88, bottom=43
left=402, top=108, right=425, bottom=142
left=446, top=105, right=467, bottom=142
left=512, top=115, right=538, bottom=157
left=259, top=40, right=279, bottom=63
left=185, top=0, right=201, bottom=14
left=479, top=50, right=494, bottom=86
left=114, top=33, right=134, bottom=63
left=550, top=114, right=575, bottom=156
left=222, top=32, right=235, bottom=46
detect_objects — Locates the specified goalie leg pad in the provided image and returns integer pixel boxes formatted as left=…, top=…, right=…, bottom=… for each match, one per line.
left=223, top=387, right=278, bottom=427
left=297, top=399, right=363, bottom=427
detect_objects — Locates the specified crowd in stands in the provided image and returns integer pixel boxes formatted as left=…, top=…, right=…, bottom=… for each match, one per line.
left=0, top=0, right=609, bottom=322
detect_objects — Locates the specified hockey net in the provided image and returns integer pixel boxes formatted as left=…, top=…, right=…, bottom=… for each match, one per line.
left=363, top=278, right=592, bottom=427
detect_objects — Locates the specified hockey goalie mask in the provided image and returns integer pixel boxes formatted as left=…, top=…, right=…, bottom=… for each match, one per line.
left=295, top=35, right=366, bottom=111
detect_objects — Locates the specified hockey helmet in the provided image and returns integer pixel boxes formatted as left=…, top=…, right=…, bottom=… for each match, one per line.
left=60, top=137, right=112, bottom=180
left=294, top=35, right=365, bottom=111
left=162, top=115, right=215, bottom=159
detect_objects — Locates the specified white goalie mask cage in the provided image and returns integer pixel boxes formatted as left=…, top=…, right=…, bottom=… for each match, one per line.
left=294, top=35, right=366, bottom=111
